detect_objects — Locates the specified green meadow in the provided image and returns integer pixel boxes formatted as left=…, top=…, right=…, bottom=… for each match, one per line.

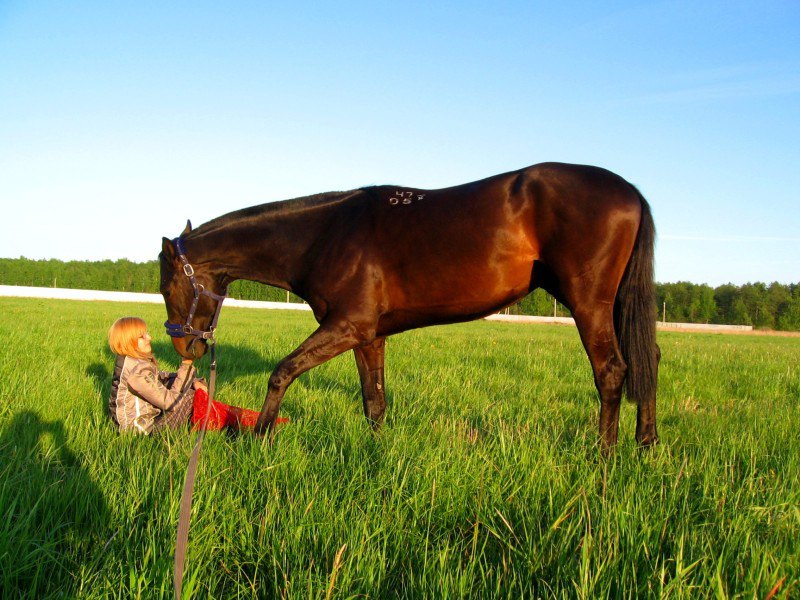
left=1, top=297, right=798, bottom=599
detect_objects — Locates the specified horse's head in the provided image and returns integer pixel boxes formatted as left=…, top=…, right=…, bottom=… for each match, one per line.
left=159, top=221, right=227, bottom=360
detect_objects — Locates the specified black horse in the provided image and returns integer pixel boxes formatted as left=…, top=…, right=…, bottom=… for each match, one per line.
left=159, top=162, right=659, bottom=450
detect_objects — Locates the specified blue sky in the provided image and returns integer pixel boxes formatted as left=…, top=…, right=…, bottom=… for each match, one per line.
left=1, top=1, right=798, bottom=285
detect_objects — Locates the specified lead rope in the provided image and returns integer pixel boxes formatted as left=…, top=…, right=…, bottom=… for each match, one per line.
left=174, top=342, right=217, bottom=599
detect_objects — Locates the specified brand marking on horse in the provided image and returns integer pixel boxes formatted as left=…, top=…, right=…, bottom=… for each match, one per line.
left=389, top=190, right=425, bottom=206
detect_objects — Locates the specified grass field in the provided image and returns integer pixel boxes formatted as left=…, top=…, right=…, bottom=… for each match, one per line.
left=1, top=297, right=798, bottom=599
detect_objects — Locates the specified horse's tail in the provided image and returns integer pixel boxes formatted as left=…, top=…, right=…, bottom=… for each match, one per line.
left=616, top=188, right=658, bottom=404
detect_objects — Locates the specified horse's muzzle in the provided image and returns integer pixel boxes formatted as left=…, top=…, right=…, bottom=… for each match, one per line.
left=171, top=335, right=207, bottom=360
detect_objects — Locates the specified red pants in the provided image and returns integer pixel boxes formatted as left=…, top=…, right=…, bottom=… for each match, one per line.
left=191, top=389, right=288, bottom=431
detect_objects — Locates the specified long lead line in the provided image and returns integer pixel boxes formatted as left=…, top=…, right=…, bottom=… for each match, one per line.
left=174, top=343, right=217, bottom=600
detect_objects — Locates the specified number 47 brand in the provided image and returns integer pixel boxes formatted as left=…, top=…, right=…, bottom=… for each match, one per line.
left=389, top=191, right=426, bottom=205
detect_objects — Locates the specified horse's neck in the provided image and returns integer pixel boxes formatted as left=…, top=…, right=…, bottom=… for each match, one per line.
left=188, top=203, right=336, bottom=292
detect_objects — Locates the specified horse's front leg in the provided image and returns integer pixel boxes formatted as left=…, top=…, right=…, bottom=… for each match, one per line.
left=255, top=319, right=365, bottom=438
left=354, top=337, right=387, bottom=429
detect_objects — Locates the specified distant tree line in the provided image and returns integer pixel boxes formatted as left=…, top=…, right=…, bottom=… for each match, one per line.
left=655, top=281, right=800, bottom=330
left=0, top=257, right=302, bottom=303
left=2, top=257, right=799, bottom=330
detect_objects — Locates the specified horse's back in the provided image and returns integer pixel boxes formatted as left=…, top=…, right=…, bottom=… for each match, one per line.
left=322, top=168, right=535, bottom=331
left=354, top=162, right=641, bottom=273
left=310, top=163, right=643, bottom=332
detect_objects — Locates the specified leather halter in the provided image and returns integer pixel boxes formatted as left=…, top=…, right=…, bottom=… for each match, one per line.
left=164, top=237, right=226, bottom=342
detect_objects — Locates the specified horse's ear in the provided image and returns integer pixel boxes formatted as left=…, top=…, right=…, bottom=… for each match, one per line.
left=162, top=237, right=176, bottom=260
left=182, top=220, right=192, bottom=236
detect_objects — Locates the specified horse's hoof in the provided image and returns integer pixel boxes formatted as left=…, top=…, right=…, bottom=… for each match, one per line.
left=637, top=434, right=660, bottom=448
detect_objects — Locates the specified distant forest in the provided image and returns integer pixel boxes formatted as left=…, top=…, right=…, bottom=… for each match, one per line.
left=2, top=257, right=799, bottom=331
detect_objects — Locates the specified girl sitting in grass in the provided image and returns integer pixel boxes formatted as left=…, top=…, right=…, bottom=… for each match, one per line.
left=107, top=316, right=284, bottom=434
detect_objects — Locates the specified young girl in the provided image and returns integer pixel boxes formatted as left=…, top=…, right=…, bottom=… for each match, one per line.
left=107, top=316, right=279, bottom=434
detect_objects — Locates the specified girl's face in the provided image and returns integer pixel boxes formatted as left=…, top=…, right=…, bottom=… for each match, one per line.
left=137, top=330, right=152, bottom=356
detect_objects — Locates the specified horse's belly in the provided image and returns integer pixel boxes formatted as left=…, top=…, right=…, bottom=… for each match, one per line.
left=375, top=252, right=534, bottom=335
left=376, top=286, right=527, bottom=335
left=391, top=234, right=536, bottom=303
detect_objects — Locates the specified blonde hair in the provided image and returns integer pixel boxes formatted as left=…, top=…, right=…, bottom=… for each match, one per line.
left=108, top=317, right=152, bottom=359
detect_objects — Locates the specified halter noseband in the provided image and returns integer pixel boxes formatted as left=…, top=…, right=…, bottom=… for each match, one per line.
left=164, top=237, right=226, bottom=342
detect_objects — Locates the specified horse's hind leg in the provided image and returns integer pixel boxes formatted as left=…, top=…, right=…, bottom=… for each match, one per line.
left=571, top=306, right=627, bottom=452
left=353, top=337, right=387, bottom=429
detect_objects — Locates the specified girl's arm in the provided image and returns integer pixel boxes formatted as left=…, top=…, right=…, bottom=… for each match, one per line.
left=158, top=369, right=176, bottom=385
left=157, top=359, right=193, bottom=385
left=127, top=360, right=194, bottom=411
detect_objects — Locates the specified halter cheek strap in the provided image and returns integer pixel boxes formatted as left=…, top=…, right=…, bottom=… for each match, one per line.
left=164, top=237, right=226, bottom=341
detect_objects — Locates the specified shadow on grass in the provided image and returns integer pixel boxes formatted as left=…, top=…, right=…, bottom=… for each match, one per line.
left=0, top=410, right=109, bottom=597
left=150, top=339, right=275, bottom=379
left=86, top=361, right=112, bottom=418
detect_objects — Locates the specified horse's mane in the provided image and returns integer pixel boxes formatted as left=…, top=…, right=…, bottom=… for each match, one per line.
left=187, top=190, right=362, bottom=239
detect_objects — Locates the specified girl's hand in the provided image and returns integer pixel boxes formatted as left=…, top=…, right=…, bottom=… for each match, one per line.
left=193, top=380, right=208, bottom=393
